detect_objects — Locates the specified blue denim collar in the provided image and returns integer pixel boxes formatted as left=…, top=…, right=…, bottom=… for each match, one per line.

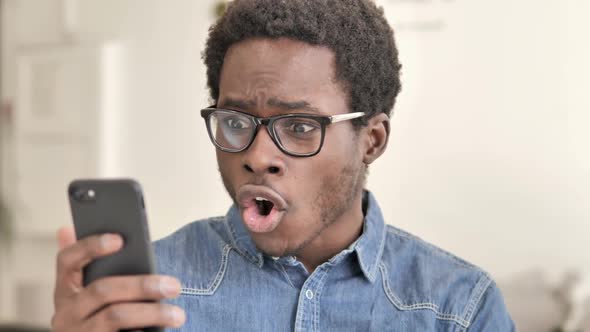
left=354, top=190, right=387, bottom=283
left=224, top=190, right=386, bottom=282
left=224, top=205, right=265, bottom=267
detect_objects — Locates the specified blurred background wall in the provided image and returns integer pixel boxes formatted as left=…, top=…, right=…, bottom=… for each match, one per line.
left=0, top=0, right=588, bottom=330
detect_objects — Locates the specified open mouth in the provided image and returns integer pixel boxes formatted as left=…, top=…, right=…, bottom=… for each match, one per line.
left=236, top=185, right=287, bottom=233
left=255, top=197, right=275, bottom=216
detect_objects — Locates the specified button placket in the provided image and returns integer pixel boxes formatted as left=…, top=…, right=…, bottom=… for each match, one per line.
left=295, top=271, right=322, bottom=331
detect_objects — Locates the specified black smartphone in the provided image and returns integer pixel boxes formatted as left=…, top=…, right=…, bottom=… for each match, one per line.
left=68, top=178, right=161, bottom=332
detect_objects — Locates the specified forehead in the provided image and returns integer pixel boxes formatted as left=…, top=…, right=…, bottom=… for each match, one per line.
left=218, top=38, right=347, bottom=110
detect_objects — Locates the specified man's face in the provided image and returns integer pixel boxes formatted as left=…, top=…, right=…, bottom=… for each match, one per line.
left=216, top=38, right=366, bottom=257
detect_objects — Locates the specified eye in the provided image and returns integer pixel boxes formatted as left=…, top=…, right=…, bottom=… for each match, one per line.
left=289, top=122, right=317, bottom=134
left=224, top=117, right=251, bottom=129
left=280, top=119, right=320, bottom=135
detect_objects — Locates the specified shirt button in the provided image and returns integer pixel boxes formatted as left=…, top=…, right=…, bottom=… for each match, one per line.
left=305, top=289, right=314, bottom=300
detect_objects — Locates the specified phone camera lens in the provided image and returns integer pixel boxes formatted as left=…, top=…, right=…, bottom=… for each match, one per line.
left=71, top=188, right=96, bottom=202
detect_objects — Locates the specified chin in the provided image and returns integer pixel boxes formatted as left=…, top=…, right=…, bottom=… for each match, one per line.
left=251, top=225, right=309, bottom=258
left=254, top=243, right=289, bottom=259
left=250, top=232, right=289, bottom=257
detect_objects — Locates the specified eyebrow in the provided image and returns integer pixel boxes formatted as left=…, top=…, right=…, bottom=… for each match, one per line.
left=218, top=97, right=320, bottom=114
left=267, top=98, right=320, bottom=113
left=218, top=98, right=257, bottom=110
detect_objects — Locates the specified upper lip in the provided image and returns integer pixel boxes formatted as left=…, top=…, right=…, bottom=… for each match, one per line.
left=236, top=184, right=288, bottom=211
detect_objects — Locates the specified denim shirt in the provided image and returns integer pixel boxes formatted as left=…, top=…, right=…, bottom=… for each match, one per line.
left=154, top=192, right=514, bottom=331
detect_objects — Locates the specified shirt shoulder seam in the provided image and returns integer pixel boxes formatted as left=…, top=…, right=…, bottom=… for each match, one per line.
left=385, top=225, right=479, bottom=271
left=379, top=262, right=472, bottom=328
left=460, top=274, right=494, bottom=328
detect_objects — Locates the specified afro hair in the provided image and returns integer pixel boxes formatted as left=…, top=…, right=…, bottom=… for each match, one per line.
left=204, top=0, right=402, bottom=126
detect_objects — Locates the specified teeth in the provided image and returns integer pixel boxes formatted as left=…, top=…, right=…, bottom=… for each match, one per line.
left=255, top=197, right=268, bottom=202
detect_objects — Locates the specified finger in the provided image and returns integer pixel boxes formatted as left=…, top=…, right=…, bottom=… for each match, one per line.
left=55, top=233, right=124, bottom=299
left=76, top=275, right=182, bottom=320
left=57, top=225, right=76, bottom=249
left=86, top=302, right=185, bottom=331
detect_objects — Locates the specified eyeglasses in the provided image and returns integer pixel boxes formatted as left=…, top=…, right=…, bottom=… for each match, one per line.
left=201, top=107, right=365, bottom=157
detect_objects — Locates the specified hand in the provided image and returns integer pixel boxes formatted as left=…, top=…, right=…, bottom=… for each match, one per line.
left=51, top=225, right=186, bottom=331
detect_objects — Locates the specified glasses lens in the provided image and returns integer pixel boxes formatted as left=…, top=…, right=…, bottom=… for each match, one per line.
left=274, top=117, right=323, bottom=155
left=209, top=111, right=255, bottom=151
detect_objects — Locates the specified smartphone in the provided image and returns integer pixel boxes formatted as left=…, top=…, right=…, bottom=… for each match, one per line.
left=68, top=179, right=161, bottom=331
left=68, top=178, right=158, bottom=284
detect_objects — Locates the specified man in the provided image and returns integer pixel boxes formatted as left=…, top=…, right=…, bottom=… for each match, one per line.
left=52, top=0, right=515, bottom=331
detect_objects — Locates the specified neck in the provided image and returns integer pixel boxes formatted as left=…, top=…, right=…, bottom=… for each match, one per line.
left=295, top=193, right=365, bottom=273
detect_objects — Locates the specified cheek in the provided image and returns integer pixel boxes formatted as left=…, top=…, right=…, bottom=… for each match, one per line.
left=217, top=153, right=241, bottom=183
left=321, top=128, right=362, bottom=164
left=293, top=133, right=361, bottom=201
left=216, top=153, right=227, bottom=175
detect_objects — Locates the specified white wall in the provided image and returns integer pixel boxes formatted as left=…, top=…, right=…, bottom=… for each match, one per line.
left=373, top=0, right=590, bottom=279
left=74, top=0, right=233, bottom=238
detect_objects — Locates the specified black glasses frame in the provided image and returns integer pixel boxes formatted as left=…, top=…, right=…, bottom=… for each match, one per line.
left=201, top=107, right=364, bottom=157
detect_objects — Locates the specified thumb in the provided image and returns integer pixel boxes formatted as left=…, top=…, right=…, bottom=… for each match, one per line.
left=57, top=225, right=76, bottom=250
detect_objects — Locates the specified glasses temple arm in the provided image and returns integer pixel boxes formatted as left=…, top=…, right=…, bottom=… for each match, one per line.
left=329, top=112, right=366, bottom=123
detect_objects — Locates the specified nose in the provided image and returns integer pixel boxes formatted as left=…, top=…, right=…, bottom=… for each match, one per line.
left=242, top=127, right=286, bottom=176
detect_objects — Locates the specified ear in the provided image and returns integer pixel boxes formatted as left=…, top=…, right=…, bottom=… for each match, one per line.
left=361, top=113, right=390, bottom=165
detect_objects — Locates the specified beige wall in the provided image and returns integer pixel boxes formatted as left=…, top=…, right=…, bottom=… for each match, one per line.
left=374, top=0, right=590, bottom=279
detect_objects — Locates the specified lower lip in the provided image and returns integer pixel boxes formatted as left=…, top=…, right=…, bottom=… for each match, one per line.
left=241, top=205, right=285, bottom=233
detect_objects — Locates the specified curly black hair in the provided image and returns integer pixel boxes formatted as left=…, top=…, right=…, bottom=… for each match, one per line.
left=204, top=0, right=402, bottom=126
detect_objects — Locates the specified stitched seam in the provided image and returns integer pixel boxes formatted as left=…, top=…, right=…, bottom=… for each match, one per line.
left=379, top=263, right=470, bottom=328
left=368, top=224, right=387, bottom=282
left=386, top=227, right=475, bottom=270
left=294, top=283, right=307, bottom=331
left=224, top=215, right=259, bottom=264
left=274, top=261, right=296, bottom=288
left=181, top=244, right=232, bottom=296
left=314, top=266, right=332, bottom=332
left=209, top=216, right=225, bottom=223
left=224, top=215, right=241, bottom=251
left=461, top=274, right=493, bottom=328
